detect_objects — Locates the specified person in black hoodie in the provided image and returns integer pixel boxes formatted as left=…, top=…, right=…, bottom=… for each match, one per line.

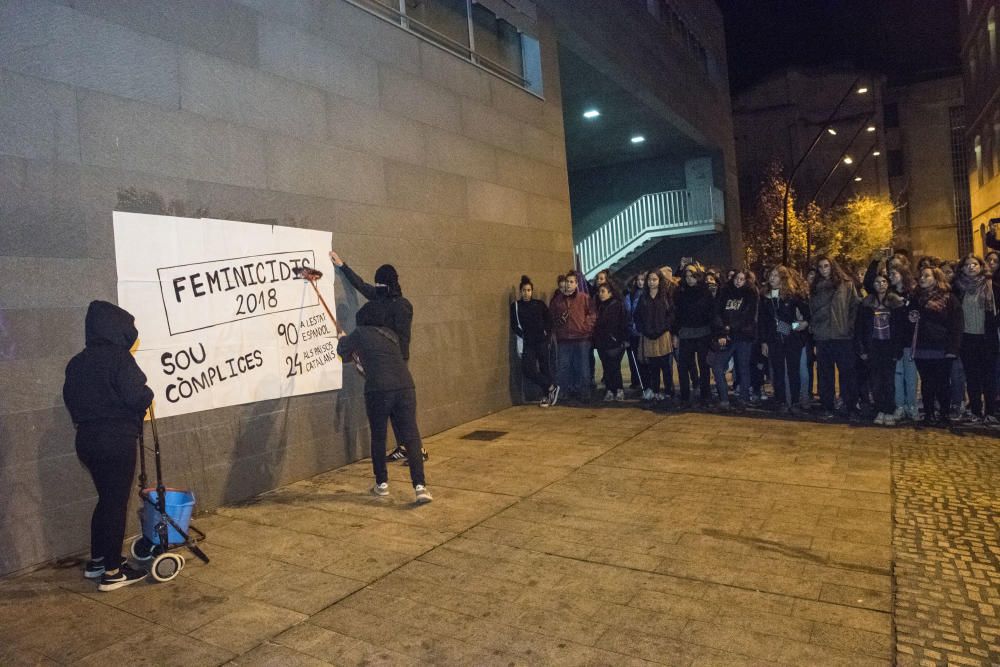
left=760, top=265, right=811, bottom=414
left=856, top=273, right=907, bottom=425
left=909, top=266, right=963, bottom=427
left=593, top=282, right=629, bottom=401
left=710, top=270, right=759, bottom=408
left=672, top=264, right=715, bottom=406
left=337, top=303, right=432, bottom=503
left=329, top=249, right=426, bottom=464
left=510, top=275, right=559, bottom=407
left=63, top=300, right=153, bottom=591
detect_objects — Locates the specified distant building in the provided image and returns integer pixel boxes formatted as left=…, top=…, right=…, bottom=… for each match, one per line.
left=961, top=0, right=1000, bottom=256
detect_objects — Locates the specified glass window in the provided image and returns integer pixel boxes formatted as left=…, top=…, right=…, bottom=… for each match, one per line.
left=472, top=3, right=523, bottom=80
left=975, top=135, right=984, bottom=186
left=406, top=0, right=471, bottom=51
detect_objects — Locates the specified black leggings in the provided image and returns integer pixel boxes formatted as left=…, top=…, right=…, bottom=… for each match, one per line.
left=366, top=388, right=426, bottom=488
left=76, top=424, right=138, bottom=571
left=915, top=357, right=954, bottom=420
left=677, top=336, right=711, bottom=401
left=597, top=346, right=625, bottom=392
left=961, top=334, right=997, bottom=417
left=520, top=341, right=553, bottom=394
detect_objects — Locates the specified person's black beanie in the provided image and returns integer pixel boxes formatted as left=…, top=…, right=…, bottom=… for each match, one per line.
left=374, top=264, right=398, bottom=287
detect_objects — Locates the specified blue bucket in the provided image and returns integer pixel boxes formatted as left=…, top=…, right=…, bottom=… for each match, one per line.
left=141, top=489, right=196, bottom=546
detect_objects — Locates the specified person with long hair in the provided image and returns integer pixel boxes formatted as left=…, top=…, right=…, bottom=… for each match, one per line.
left=809, top=256, right=861, bottom=418
left=856, top=273, right=907, bottom=425
left=760, top=265, right=811, bottom=413
left=593, top=282, right=629, bottom=401
left=909, top=266, right=963, bottom=427
left=952, top=254, right=999, bottom=424
left=672, top=263, right=715, bottom=406
left=636, top=269, right=675, bottom=402
left=510, top=275, right=559, bottom=407
left=624, top=271, right=648, bottom=392
left=710, top=269, right=759, bottom=408
left=549, top=271, right=597, bottom=402
left=889, top=265, right=919, bottom=420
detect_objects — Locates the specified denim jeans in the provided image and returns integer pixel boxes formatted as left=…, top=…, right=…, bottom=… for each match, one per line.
left=366, top=388, right=426, bottom=487
left=557, top=339, right=591, bottom=395
left=895, top=349, right=918, bottom=409
left=949, top=357, right=966, bottom=412
left=816, top=339, right=858, bottom=411
left=709, top=340, right=753, bottom=403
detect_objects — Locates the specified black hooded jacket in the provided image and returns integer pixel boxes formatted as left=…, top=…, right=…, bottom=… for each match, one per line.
left=339, top=263, right=413, bottom=360
left=713, top=283, right=759, bottom=341
left=63, top=301, right=154, bottom=435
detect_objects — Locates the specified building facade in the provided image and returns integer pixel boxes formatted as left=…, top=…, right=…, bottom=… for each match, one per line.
left=0, top=0, right=737, bottom=575
left=961, top=0, right=1000, bottom=255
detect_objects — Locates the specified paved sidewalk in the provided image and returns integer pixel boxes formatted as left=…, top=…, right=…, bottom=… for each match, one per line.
left=0, top=405, right=994, bottom=665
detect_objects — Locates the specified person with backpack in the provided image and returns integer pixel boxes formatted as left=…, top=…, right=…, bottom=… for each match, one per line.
left=63, top=301, right=154, bottom=591
left=510, top=275, right=559, bottom=407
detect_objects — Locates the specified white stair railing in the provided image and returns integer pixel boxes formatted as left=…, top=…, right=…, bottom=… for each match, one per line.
left=575, top=186, right=725, bottom=279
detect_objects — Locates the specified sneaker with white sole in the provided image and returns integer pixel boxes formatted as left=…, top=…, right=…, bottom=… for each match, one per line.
left=642, top=388, right=654, bottom=401
left=371, top=482, right=389, bottom=497
left=97, top=563, right=147, bottom=592
left=882, top=414, right=896, bottom=426
left=893, top=406, right=905, bottom=420
left=83, top=558, right=105, bottom=579
left=385, top=446, right=407, bottom=463
left=547, top=385, right=560, bottom=407
left=414, top=485, right=433, bottom=503
left=603, top=390, right=614, bottom=401
left=874, top=412, right=885, bottom=425
left=615, top=389, right=625, bottom=401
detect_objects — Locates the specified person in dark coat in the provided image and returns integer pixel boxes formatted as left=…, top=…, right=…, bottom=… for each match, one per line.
left=952, top=254, right=1000, bottom=424
left=855, top=273, right=907, bottom=425
left=63, top=300, right=153, bottom=591
left=510, top=275, right=558, bottom=407
left=672, top=264, right=715, bottom=405
left=710, top=270, right=759, bottom=408
left=593, top=282, right=629, bottom=401
left=329, top=249, right=425, bottom=464
left=337, top=304, right=432, bottom=503
left=760, top=265, right=811, bottom=414
left=635, top=269, right=675, bottom=401
left=908, top=266, right=964, bottom=427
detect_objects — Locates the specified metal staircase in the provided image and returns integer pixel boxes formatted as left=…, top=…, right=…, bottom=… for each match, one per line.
left=575, top=187, right=725, bottom=279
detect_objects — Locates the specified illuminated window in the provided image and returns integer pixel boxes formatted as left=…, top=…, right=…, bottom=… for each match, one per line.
left=990, top=8, right=997, bottom=67
left=976, top=134, right=983, bottom=187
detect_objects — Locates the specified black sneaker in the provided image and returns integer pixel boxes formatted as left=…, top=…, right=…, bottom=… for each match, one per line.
left=98, top=563, right=147, bottom=592
left=83, top=558, right=105, bottom=579
left=402, top=448, right=429, bottom=466
left=385, top=445, right=407, bottom=463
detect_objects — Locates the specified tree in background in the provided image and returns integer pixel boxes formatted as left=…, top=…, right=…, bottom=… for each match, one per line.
left=826, top=195, right=897, bottom=270
left=742, top=162, right=805, bottom=270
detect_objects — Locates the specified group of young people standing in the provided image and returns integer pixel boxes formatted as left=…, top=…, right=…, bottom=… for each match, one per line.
left=511, top=247, right=1000, bottom=428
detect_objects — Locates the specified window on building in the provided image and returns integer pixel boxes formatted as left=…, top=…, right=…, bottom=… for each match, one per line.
left=990, top=8, right=998, bottom=67
left=976, top=134, right=984, bottom=186
left=472, top=3, right=523, bottom=81
left=883, top=103, right=900, bottom=128
left=888, top=149, right=905, bottom=178
left=406, top=0, right=470, bottom=50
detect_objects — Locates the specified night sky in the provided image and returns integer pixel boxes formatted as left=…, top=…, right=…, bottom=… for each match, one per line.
left=717, top=0, right=961, bottom=93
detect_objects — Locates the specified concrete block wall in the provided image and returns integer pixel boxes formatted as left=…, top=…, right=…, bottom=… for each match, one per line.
left=0, top=0, right=572, bottom=576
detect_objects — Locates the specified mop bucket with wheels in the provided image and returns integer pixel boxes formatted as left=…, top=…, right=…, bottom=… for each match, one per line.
left=129, top=407, right=209, bottom=584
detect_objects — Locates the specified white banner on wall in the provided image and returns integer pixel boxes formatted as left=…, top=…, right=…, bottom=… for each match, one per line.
left=113, top=212, right=342, bottom=419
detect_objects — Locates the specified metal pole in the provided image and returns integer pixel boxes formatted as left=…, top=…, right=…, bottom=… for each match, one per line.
left=782, top=76, right=862, bottom=265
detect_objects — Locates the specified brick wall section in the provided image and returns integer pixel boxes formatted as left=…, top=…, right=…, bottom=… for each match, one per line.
left=0, top=0, right=572, bottom=575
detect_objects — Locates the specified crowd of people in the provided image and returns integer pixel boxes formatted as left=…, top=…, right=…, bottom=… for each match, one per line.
left=511, top=247, right=1000, bottom=428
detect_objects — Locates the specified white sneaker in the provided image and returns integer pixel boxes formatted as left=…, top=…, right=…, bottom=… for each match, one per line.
left=414, top=485, right=433, bottom=503
left=874, top=412, right=885, bottom=425
left=882, top=414, right=896, bottom=426
left=654, top=392, right=665, bottom=401
left=642, top=389, right=654, bottom=401
left=906, top=405, right=919, bottom=421
left=371, top=482, right=389, bottom=497
left=893, top=406, right=905, bottom=420
left=603, top=390, right=614, bottom=401
left=615, top=389, right=625, bottom=401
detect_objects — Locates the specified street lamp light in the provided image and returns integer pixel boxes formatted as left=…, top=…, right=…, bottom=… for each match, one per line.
left=843, top=156, right=854, bottom=165
left=857, top=86, right=869, bottom=94
left=826, top=127, right=838, bottom=135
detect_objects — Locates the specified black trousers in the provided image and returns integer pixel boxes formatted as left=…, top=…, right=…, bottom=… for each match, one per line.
left=768, top=336, right=804, bottom=405
left=816, top=339, right=858, bottom=412
left=645, top=354, right=674, bottom=395
left=520, top=340, right=553, bottom=393
left=366, top=387, right=426, bottom=487
left=76, top=423, right=138, bottom=571
left=868, top=341, right=897, bottom=415
left=961, top=333, right=997, bottom=417
left=677, top=336, right=711, bottom=401
left=597, top=346, right=625, bottom=392
left=915, top=357, right=954, bottom=420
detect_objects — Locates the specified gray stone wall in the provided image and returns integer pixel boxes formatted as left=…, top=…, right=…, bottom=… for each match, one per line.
left=0, top=0, right=572, bottom=575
